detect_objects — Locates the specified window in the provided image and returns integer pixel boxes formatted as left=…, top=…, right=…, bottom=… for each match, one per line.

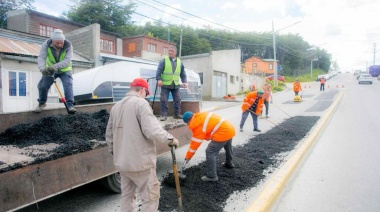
left=198, top=72, right=203, bottom=84
left=163, top=47, right=168, bottom=55
left=269, top=63, right=273, bottom=70
left=9, top=71, right=26, bottom=96
left=100, top=39, right=114, bottom=53
left=230, top=75, right=235, bottom=84
left=236, top=76, right=239, bottom=81
left=39, top=24, right=57, bottom=37
left=148, top=43, right=156, bottom=52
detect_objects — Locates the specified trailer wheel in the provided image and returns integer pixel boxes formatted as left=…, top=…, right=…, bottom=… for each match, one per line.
left=101, top=173, right=121, bottom=193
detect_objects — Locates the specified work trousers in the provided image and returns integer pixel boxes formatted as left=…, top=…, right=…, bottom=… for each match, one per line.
left=294, top=91, right=299, bottom=96
left=240, top=110, right=258, bottom=130
left=320, top=83, right=325, bottom=91
left=263, top=100, right=269, bottom=116
left=160, top=87, right=181, bottom=116
left=37, top=71, right=74, bottom=108
left=205, top=139, right=233, bottom=178
left=119, top=168, right=160, bottom=212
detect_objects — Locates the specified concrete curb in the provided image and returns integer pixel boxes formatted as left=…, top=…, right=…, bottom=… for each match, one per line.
left=201, top=102, right=241, bottom=112
left=245, top=90, right=345, bottom=212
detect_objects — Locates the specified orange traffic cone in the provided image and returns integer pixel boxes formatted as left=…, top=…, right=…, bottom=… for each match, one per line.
left=342, top=84, right=344, bottom=88
left=304, top=85, right=306, bottom=88
left=336, top=84, right=339, bottom=88
left=309, top=85, right=311, bottom=88
left=328, top=85, right=330, bottom=88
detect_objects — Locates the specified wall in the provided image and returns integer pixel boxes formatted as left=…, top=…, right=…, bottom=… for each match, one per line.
left=6, top=9, right=29, bottom=33
left=211, top=49, right=241, bottom=96
left=65, top=24, right=100, bottom=66
left=181, top=54, right=212, bottom=99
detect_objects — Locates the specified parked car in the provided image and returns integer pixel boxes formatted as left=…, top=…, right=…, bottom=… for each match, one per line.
left=358, top=74, right=373, bottom=84
left=317, top=74, right=329, bottom=81
left=265, top=75, right=285, bottom=82
left=377, top=75, right=380, bottom=81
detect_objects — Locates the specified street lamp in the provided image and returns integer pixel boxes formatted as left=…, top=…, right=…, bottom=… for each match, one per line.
left=272, top=21, right=301, bottom=86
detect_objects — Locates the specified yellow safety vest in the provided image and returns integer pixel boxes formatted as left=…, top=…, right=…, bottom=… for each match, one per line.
left=161, top=57, right=181, bottom=85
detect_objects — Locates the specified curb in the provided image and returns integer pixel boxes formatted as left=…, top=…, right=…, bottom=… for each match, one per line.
left=245, top=90, right=344, bottom=212
left=201, top=102, right=241, bottom=112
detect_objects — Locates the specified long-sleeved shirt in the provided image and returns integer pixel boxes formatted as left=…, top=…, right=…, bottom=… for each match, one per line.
left=37, top=39, right=73, bottom=71
left=156, top=57, right=187, bottom=89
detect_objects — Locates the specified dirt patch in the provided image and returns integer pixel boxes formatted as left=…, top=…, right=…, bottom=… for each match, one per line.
left=158, top=116, right=319, bottom=212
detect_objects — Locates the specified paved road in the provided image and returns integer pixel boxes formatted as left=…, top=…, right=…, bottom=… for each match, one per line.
left=17, top=76, right=344, bottom=212
left=271, top=74, right=380, bottom=212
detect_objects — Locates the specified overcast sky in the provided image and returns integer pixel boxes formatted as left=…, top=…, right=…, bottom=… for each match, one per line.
left=33, top=0, right=380, bottom=72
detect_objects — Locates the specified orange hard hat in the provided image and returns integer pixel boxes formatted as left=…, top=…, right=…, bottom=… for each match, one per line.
left=131, top=78, right=150, bottom=95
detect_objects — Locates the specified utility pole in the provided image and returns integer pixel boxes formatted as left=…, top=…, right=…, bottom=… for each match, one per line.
left=168, top=28, right=170, bottom=42
left=374, top=43, right=376, bottom=65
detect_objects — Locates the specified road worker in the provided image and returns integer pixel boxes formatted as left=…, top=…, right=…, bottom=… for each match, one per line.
left=106, top=78, right=179, bottom=212
left=239, top=89, right=265, bottom=132
left=293, top=79, right=302, bottom=96
left=262, top=83, right=272, bottom=118
left=320, top=76, right=326, bottom=91
left=182, top=111, right=236, bottom=182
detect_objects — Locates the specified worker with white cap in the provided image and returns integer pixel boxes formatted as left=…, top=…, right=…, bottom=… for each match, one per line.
left=35, top=29, right=76, bottom=113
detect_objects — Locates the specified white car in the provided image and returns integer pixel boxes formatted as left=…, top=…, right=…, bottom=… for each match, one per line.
left=358, top=74, right=373, bottom=84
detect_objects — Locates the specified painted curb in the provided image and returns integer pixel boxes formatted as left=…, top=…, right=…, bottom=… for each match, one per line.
left=245, top=90, right=344, bottom=212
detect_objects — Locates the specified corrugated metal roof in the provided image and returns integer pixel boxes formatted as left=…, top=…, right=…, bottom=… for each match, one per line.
left=0, top=37, right=91, bottom=63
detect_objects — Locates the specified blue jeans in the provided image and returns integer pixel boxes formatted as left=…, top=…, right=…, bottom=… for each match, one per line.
left=160, top=87, right=181, bottom=116
left=37, top=71, right=74, bottom=108
left=239, top=110, right=258, bottom=130
left=205, top=139, right=233, bottom=178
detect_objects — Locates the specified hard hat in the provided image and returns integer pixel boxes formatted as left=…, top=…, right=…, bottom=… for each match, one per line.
left=182, top=111, right=194, bottom=123
left=131, top=78, right=150, bottom=95
left=257, top=89, right=264, bottom=94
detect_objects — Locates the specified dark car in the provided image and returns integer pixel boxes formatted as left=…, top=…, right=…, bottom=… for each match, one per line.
left=266, top=75, right=285, bottom=82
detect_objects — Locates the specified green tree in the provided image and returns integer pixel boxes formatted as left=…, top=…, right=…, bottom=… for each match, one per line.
left=0, top=0, right=35, bottom=28
left=64, top=0, right=135, bottom=36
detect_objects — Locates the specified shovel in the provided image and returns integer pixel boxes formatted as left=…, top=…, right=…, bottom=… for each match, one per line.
left=53, top=79, right=76, bottom=114
left=170, top=146, right=184, bottom=212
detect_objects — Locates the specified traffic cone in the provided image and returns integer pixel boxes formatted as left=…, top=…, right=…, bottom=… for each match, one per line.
left=309, top=85, right=311, bottom=88
left=336, top=84, right=339, bottom=88
left=328, top=84, right=330, bottom=88
left=342, top=84, right=344, bottom=88
left=304, top=85, right=306, bottom=89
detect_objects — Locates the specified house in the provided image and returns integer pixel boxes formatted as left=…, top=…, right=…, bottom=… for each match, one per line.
left=243, top=56, right=277, bottom=75
left=181, top=49, right=241, bottom=100
left=0, top=28, right=93, bottom=113
left=7, top=9, right=122, bottom=66
left=122, top=35, right=176, bottom=61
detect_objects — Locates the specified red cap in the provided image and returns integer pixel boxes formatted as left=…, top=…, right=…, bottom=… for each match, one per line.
left=131, top=78, right=150, bottom=95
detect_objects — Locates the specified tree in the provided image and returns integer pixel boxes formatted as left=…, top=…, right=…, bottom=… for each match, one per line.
left=64, top=0, right=136, bottom=36
left=0, top=0, right=35, bottom=28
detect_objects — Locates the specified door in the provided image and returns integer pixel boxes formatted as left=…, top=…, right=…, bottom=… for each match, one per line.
left=212, top=71, right=227, bottom=98
left=5, top=70, right=31, bottom=112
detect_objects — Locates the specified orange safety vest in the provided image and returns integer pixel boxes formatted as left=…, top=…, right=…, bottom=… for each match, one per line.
left=241, top=91, right=264, bottom=114
left=185, top=112, right=235, bottom=160
left=293, top=81, right=302, bottom=92
left=262, top=85, right=272, bottom=101
left=320, top=78, right=326, bottom=84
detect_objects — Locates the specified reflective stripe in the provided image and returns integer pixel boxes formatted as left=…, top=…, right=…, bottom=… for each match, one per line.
left=191, top=137, right=203, bottom=143
left=202, top=112, right=213, bottom=133
left=188, top=149, right=196, bottom=153
left=211, top=118, right=225, bottom=136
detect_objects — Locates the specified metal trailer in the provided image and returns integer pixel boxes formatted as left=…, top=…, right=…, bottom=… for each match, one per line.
left=0, top=103, right=194, bottom=211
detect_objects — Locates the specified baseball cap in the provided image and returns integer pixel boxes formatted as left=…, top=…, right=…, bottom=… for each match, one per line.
left=257, top=89, right=264, bottom=94
left=131, top=78, right=150, bottom=95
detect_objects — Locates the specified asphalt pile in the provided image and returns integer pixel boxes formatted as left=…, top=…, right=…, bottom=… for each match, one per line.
left=0, top=110, right=110, bottom=173
left=159, top=116, right=319, bottom=212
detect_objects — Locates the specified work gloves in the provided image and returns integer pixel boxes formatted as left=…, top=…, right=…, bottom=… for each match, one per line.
left=168, top=138, right=179, bottom=148
left=40, top=66, right=57, bottom=76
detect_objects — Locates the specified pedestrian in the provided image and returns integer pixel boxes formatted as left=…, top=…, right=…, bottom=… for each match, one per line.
left=251, top=84, right=256, bottom=91
left=262, top=83, right=272, bottom=118
left=35, top=29, right=76, bottom=113
left=293, top=79, right=302, bottom=96
left=182, top=111, right=236, bottom=182
left=106, top=78, right=179, bottom=212
left=320, top=76, right=326, bottom=91
left=239, top=89, right=265, bottom=132
left=156, top=45, right=187, bottom=121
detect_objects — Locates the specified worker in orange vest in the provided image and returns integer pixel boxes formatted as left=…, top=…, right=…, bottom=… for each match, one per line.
left=240, top=89, right=265, bottom=132
left=320, top=76, right=326, bottom=91
left=262, top=83, right=272, bottom=118
left=293, top=79, right=302, bottom=96
left=182, top=111, right=236, bottom=182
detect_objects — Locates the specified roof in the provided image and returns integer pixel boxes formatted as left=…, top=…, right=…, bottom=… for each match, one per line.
left=0, top=36, right=91, bottom=63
